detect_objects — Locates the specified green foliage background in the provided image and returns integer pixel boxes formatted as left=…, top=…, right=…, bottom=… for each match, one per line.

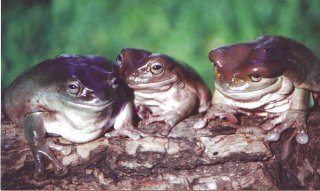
left=2, top=0, right=320, bottom=91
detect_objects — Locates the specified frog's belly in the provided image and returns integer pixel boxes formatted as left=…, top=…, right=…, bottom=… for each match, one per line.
left=44, top=113, right=107, bottom=143
left=134, top=86, right=193, bottom=115
left=224, top=92, right=292, bottom=116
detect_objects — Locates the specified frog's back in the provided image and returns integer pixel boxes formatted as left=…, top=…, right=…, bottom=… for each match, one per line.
left=254, top=36, right=320, bottom=92
left=4, top=63, right=48, bottom=125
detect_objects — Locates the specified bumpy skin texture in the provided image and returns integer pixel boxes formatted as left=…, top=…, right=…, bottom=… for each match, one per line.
left=4, top=55, right=137, bottom=180
left=208, top=35, right=320, bottom=144
left=116, top=48, right=212, bottom=136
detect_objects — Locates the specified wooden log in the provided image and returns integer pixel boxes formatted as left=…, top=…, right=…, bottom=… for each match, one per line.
left=1, top=110, right=319, bottom=190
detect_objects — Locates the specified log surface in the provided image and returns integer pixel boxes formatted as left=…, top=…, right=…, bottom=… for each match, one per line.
left=1, top=111, right=320, bottom=190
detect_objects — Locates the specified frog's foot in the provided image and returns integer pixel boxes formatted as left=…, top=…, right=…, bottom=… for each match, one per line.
left=105, top=126, right=151, bottom=140
left=33, top=153, right=47, bottom=180
left=263, top=110, right=309, bottom=144
left=141, top=113, right=181, bottom=136
left=205, top=104, right=238, bottom=124
left=33, top=145, right=68, bottom=180
left=47, top=140, right=72, bottom=156
left=24, top=113, right=68, bottom=179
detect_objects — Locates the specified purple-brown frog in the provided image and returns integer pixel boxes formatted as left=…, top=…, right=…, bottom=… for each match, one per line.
left=4, top=55, right=141, bottom=180
left=208, top=35, right=320, bottom=144
left=115, top=48, right=212, bottom=136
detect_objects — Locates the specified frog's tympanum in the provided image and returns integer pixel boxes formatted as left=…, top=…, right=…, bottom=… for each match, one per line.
left=116, top=48, right=212, bottom=136
left=208, top=35, right=320, bottom=144
left=4, top=55, right=139, bottom=180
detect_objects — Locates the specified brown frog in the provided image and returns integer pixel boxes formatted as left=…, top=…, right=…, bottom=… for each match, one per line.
left=116, top=48, right=212, bottom=136
left=208, top=35, right=320, bottom=144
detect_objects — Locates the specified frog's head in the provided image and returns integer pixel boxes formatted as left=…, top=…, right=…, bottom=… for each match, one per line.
left=209, top=36, right=313, bottom=96
left=42, top=55, right=119, bottom=109
left=116, top=48, right=179, bottom=91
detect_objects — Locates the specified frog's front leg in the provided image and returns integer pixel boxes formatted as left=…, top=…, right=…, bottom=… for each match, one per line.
left=140, top=111, right=183, bottom=136
left=105, top=102, right=150, bottom=140
left=205, top=90, right=239, bottom=124
left=24, top=112, right=68, bottom=180
left=263, top=88, right=311, bottom=144
left=141, top=96, right=197, bottom=136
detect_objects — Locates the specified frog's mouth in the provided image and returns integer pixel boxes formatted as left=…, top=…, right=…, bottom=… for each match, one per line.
left=127, top=75, right=178, bottom=90
left=216, top=77, right=291, bottom=101
left=58, top=96, right=115, bottom=110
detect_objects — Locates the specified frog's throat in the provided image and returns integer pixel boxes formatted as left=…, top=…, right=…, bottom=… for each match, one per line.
left=215, top=76, right=293, bottom=101
left=127, top=75, right=178, bottom=90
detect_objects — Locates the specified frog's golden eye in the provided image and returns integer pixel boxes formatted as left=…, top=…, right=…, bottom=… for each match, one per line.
left=67, top=81, right=80, bottom=94
left=250, top=74, right=262, bottom=82
left=150, top=63, right=164, bottom=74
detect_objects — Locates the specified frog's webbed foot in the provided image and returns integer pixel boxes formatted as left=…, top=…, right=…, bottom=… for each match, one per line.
left=105, top=125, right=152, bottom=140
left=36, top=145, right=68, bottom=177
left=263, top=110, right=309, bottom=144
left=47, top=139, right=72, bottom=156
left=205, top=104, right=238, bottom=124
left=140, top=112, right=182, bottom=136
left=24, top=112, right=68, bottom=180
left=31, top=144, right=68, bottom=180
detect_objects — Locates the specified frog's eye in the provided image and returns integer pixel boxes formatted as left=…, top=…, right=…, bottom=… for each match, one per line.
left=250, top=74, right=262, bottom=82
left=150, top=63, right=164, bottom=74
left=67, top=81, right=80, bottom=94
left=116, top=55, right=122, bottom=65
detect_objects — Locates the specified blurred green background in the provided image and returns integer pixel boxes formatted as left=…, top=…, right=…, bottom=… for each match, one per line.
left=2, top=0, right=320, bottom=92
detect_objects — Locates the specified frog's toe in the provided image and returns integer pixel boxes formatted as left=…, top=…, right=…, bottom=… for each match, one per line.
left=54, top=165, right=68, bottom=177
left=222, top=113, right=238, bottom=124
left=34, top=170, right=47, bottom=181
left=266, top=132, right=281, bottom=142
left=265, top=118, right=295, bottom=141
left=205, top=111, right=238, bottom=124
left=262, top=123, right=275, bottom=131
left=296, top=131, right=309, bottom=144
left=262, top=112, right=287, bottom=131
left=207, top=104, right=239, bottom=124
left=159, top=130, right=170, bottom=137
left=193, top=119, right=207, bottom=129
left=158, top=125, right=174, bottom=137
left=264, top=110, right=309, bottom=144
left=127, top=131, right=141, bottom=140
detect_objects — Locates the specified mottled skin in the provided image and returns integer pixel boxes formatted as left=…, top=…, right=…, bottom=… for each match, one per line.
left=4, top=55, right=138, bottom=180
left=208, top=35, right=320, bottom=144
left=116, top=48, right=212, bottom=136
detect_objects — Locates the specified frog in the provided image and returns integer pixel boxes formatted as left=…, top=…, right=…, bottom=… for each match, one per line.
left=115, top=48, right=212, bottom=136
left=208, top=35, right=320, bottom=144
left=3, top=54, right=140, bottom=180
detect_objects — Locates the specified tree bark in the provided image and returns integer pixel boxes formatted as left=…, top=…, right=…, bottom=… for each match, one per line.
left=1, top=110, right=319, bottom=190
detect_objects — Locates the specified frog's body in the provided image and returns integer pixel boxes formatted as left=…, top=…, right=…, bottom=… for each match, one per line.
left=4, top=55, right=137, bottom=179
left=209, top=35, right=320, bottom=144
left=116, top=48, right=212, bottom=136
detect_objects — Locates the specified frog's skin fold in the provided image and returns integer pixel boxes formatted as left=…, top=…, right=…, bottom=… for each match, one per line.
left=4, top=55, right=139, bottom=180
left=208, top=35, right=320, bottom=144
left=116, top=48, right=212, bottom=136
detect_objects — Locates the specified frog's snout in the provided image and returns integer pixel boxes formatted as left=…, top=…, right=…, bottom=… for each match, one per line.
left=78, top=88, right=95, bottom=100
left=209, top=47, right=230, bottom=64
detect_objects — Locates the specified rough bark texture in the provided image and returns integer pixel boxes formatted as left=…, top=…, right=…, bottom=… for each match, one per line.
left=1, top=110, right=319, bottom=190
